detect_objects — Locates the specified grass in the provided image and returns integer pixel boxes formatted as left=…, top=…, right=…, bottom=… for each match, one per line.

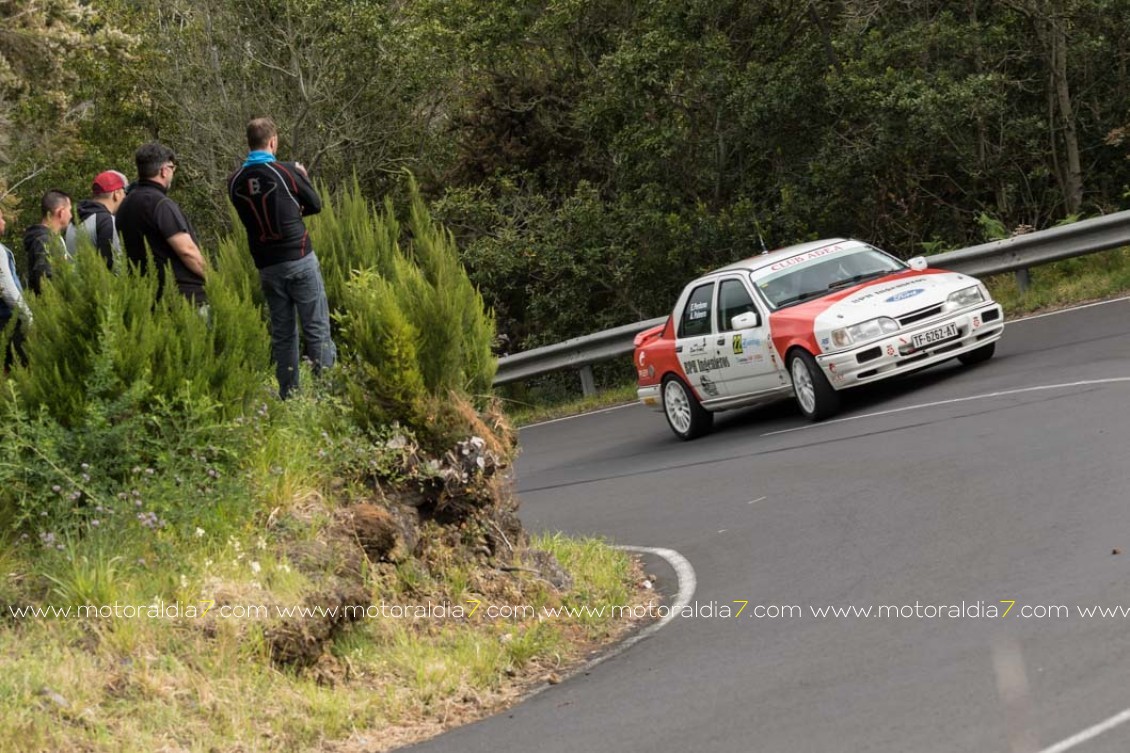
left=501, top=245, right=1130, bottom=426
left=503, top=383, right=638, bottom=427
left=0, top=383, right=654, bottom=752
left=1, top=523, right=649, bottom=753
left=983, top=246, right=1130, bottom=316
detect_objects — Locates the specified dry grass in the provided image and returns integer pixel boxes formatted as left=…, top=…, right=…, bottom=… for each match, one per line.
left=0, top=518, right=653, bottom=752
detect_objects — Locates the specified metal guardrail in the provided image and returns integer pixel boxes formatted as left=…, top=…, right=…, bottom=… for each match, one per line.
left=494, top=210, right=1130, bottom=394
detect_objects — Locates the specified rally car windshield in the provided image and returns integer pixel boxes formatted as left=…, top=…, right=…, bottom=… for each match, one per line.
left=754, top=246, right=905, bottom=309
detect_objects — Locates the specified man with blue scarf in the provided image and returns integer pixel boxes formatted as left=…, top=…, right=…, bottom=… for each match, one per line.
left=228, top=117, right=336, bottom=399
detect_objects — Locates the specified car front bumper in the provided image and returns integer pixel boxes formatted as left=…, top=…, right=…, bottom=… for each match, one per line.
left=816, top=303, right=1004, bottom=389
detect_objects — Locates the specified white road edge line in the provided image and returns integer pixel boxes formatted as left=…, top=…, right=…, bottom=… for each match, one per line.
left=596, top=546, right=697, bottom=661
left=1039, top=707, right=1130, bottom=753
left=761, top=378, right=1130, bottom=437
left=517, top=545, right=696, bottom=706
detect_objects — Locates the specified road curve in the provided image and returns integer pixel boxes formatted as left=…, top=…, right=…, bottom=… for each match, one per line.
left=409, top=298, right=1130, bottom=753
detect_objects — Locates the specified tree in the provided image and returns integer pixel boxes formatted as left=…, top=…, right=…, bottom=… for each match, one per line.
left=0, top=0, right=134, bottom=208
left=97, top=0, right=455, bottom=237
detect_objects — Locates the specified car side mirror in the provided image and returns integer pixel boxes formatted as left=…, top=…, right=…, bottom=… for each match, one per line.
left=731, top=311, right=760, bottom=330
left=908, top=256, right=928, bottom=272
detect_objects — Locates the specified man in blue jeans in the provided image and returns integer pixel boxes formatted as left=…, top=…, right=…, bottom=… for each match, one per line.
left=228, top=117, right=336, bottom=398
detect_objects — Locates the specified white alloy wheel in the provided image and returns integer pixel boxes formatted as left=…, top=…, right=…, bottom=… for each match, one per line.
left=787, top=350, right=840, bottom=421
left=662, top=376, right=713, bottom=440
left=664, top=379, right=692, bottom=434
left=791, top=357, right=816, bottom=415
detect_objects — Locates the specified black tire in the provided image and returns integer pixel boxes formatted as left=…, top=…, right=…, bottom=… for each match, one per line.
left=788, top=349, right=840, bottom=421
left=662, top=375, right=714, bottom=440
left=958, top=342, right=996, bottom=366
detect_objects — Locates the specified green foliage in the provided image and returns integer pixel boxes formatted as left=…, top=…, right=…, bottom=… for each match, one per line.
left=401, top=179, right=496, bottom=397
left=0, top=236, right=270, bottom=538
left=337, top=269, right=428, bottom=432
left=309, top=176, right=401, bottom=313
left=976, top=213, right=1010, bottom=242
left=3, top=241, right=269, bottom=425
left=305, top=178, right=496, bottom=443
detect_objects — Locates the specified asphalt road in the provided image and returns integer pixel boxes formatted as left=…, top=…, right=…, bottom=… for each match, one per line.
left=410, top=298, right=1130, bottom=753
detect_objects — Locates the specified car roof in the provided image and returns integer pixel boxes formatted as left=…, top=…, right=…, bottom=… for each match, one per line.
left=712, top=238, right=854, bottom=276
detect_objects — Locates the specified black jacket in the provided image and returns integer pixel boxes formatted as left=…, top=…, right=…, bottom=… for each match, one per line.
left=23, top=224, right=57, bottom=295
left=227, top=160, right=321, bottom=269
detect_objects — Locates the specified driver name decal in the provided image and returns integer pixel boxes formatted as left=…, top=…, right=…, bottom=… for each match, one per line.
left=685, top=356, right=731, bottom=374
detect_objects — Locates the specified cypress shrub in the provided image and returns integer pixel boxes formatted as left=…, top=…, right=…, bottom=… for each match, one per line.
left=0, top=238, right=270, bottom=532
left=302, top=177, right=497, bottom=446
left=336, top=269, right=427, bottom=431
left=310, top=175, right=400, bottom=311
left=313, top=177, right=495, bottom=388
left=2, top=239, right=269, bottom=426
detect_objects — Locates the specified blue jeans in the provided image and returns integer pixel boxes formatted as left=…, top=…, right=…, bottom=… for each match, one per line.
left=258, top=253, right=336, bottom=398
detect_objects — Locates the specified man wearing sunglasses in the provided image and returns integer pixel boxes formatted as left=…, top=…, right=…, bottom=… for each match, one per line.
left=117, top=142, right=208, bottom=305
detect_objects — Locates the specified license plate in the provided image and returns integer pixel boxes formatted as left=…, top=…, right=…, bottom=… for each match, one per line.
left=911, top=322, right=959, bottom=349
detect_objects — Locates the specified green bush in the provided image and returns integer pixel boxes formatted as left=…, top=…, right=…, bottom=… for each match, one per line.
left=310, top=175, right=401, bottom=311
left=0, top=238, right=271, bottom=536
left=3, top=241, right=269, bottom=426
left=336, top=269, right=428, bottom=431
left=304, top=177, right=497, bottom=447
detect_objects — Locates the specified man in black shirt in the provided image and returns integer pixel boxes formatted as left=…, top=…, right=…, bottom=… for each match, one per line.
left=116, top=143, right=208, bottom=305
left=228, top=117, right=336, bottom=398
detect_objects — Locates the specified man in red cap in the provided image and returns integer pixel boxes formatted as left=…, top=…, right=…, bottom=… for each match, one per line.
left=66, top=169, right=128, bottom=268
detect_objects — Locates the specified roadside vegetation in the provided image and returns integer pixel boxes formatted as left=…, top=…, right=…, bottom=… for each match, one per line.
left=0, top=185, right=649, bottom=752
left=8, top=2, right=1130, bottom=356
left=983, top=248, right=1130, bottom=315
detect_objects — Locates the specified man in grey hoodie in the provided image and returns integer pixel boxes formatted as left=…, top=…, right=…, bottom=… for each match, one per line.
left=67, top=170, right=127, bottom=268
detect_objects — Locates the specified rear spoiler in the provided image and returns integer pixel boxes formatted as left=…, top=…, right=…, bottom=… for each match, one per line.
left=634, top=319, right=668, bottom=347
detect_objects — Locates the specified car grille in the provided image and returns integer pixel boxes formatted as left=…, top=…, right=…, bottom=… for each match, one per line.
left=898, top=304, right=945, bottom=326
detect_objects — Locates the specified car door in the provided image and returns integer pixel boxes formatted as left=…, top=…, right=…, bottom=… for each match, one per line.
left=713, top=276, right=786, bottom=397
left=675, top=281, right=727, bottom=401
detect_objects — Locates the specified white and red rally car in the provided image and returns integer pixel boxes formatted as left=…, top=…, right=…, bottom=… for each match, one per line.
left=634, top=238, right=1005, bottom=439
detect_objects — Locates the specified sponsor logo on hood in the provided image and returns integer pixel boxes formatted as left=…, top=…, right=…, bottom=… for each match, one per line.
left=885, top=288, right=925, bottom=303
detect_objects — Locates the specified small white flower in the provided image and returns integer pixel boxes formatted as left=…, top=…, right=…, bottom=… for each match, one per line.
left=250, top=561, right=261, bottom=574
left=195, top=527, right=206, bottom=538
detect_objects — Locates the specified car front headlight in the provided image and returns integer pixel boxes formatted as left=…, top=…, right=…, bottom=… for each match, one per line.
left=947, top=285, right=984, bottom=308
left=831, top=317, right=899, bottom=347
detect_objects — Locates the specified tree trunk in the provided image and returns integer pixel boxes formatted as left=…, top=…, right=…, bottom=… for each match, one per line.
left=1049, top=11, right=1083, bottom=214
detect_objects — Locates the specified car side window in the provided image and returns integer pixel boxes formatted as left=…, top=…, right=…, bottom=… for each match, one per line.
left=717, top=279, right=759, bottom=332
left=679, top=283, right=715, bottom=338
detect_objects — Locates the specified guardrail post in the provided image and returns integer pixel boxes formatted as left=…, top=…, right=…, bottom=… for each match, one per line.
left=1014, top=267, right=1031, bottom=293
left=579, top=365, right=597, bottom=397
